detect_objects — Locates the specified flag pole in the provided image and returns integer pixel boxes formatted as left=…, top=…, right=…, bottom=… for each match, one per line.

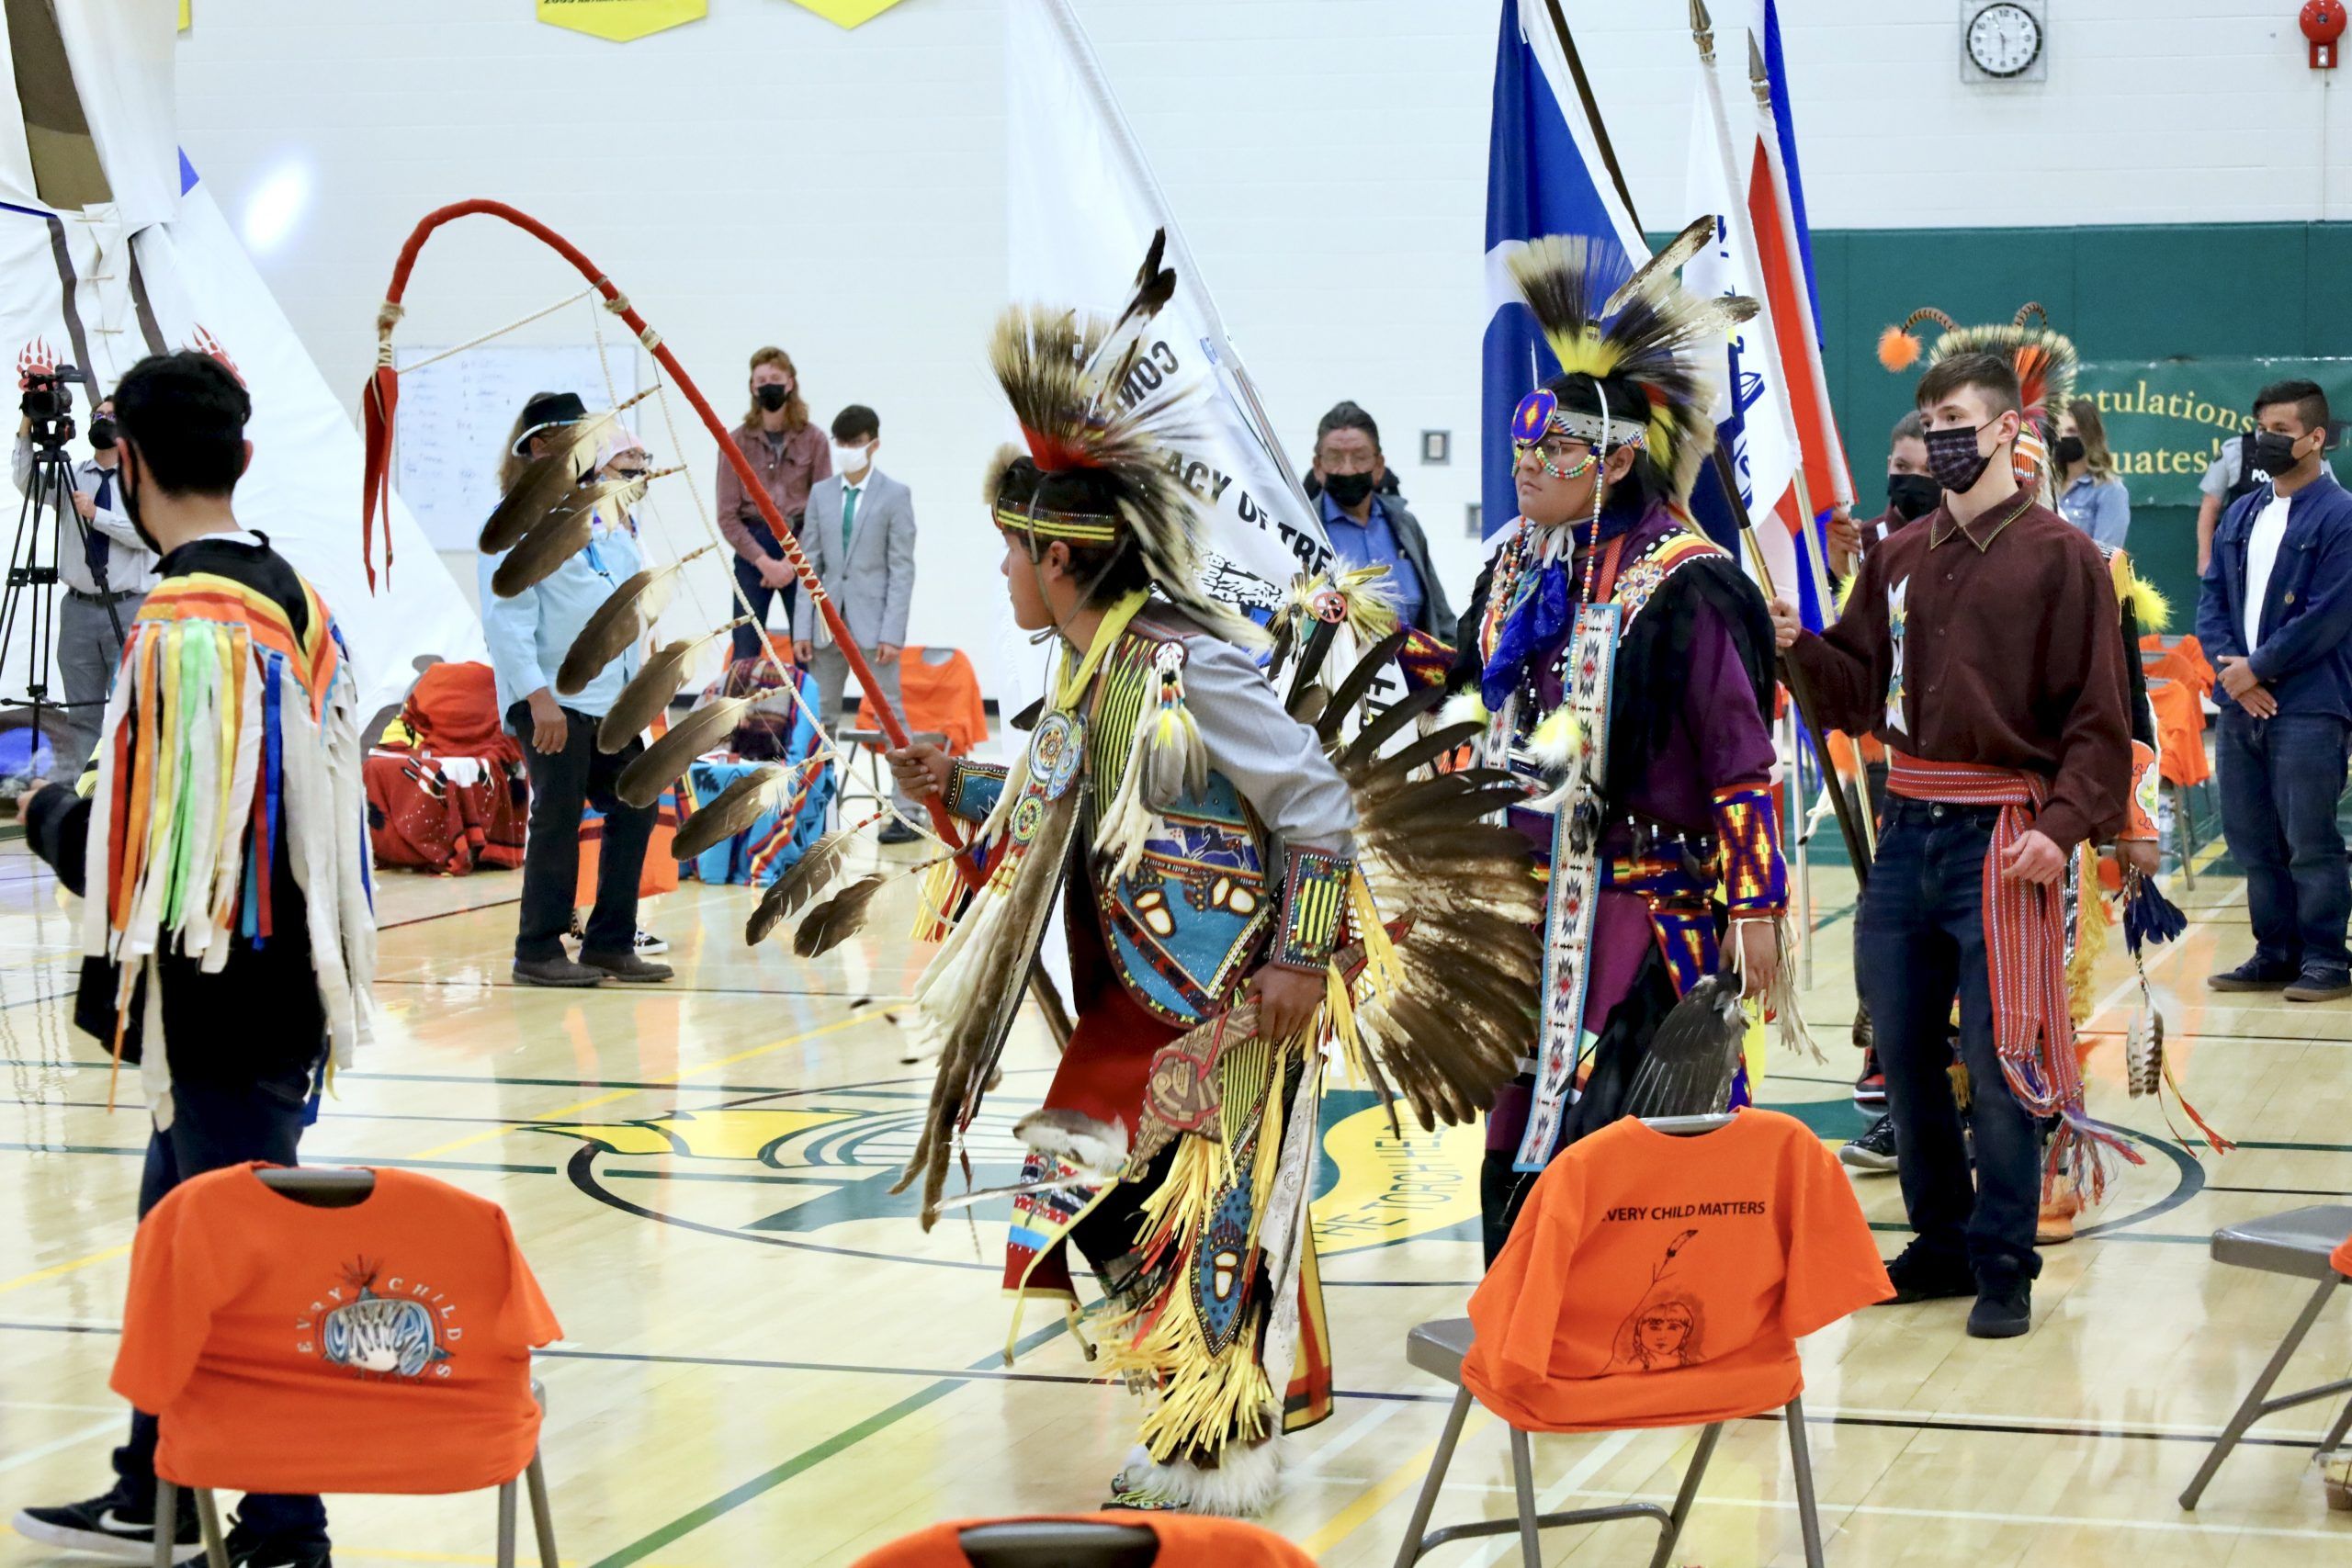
left=1538, top=0, right=1871, bottom=886
left=1688, top=0, right=1836, bottom=619
left=1747, top=32, right=1854, bottom=513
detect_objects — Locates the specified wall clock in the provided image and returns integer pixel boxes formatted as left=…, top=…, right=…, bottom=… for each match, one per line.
left=1966, top=2, right=2044, bottom=79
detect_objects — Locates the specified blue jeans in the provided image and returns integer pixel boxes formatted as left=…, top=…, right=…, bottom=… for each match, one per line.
left=2216, top=708, right=2352, bottom=978
left=115, top=1068, right=329, bottom=1551
left=729, top=520, right=798, bottom=662
left=1854, top=799, right=2044, bottom=1279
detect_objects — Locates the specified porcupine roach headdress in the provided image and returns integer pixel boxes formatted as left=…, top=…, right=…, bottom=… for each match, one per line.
left=982, top=231, right=1266, bottom=650
left=1877, top=302, right=2082, bottom=495
left=1500, top=217, right=1758, bottom=512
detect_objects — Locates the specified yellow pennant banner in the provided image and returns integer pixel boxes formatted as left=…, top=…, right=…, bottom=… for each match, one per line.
left=786, top=0, right=914, bottom=26
left=537, top=0, right=707, bottom=41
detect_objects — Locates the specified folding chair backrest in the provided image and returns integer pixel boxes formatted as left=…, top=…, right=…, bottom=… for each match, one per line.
left=956, top=1521, right=1158, bottom=1568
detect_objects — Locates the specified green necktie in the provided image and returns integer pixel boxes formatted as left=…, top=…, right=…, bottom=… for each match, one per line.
left=841, top=483, right=859, bottom=558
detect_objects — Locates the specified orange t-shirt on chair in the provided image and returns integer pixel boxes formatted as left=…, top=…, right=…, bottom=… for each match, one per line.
left=112, top=1165, right=561, bottom=1496
left=1464, top=1109, right=1891, bottom=1432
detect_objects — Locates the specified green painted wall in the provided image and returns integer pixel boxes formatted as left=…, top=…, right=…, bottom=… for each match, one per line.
left=1807, top=221, right=2352, bottom=615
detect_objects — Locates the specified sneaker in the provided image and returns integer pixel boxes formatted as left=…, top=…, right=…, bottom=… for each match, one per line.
left=13, top=1491, right=202, bottom=1563
left=1839, top=1112, right=1898, bottom=1174
left=579, top=949, right=673, bottom=984
left=2209, top=957, right=2300, bottom=992
left=1878, top=1241, right=1974, bottom=1304
left=1852, top=1070, right=1887, bottom=1110
left=876, top=819, right=921, bottom=846
left=2285, top=968, right=2352, bottom=1004
left=220, top=1519, right=332, bottom=1568
left=565, top=913, right=584, bottom=949
left=1967, top=1274, right=2033, bottom=1338
left=513, top=955, right=605, bottom=987
left=632, top=928, right=668, bottom=956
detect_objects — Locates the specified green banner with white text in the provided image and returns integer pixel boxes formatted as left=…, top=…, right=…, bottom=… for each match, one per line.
left=2075, top=358, right=2352, bottom=506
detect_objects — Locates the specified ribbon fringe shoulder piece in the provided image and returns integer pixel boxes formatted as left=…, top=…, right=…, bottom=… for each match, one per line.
left=79, top=578, right=376, bottom=1122
left=358, top=199, right=973, bottom=887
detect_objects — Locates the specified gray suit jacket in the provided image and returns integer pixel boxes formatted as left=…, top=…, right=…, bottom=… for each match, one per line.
left=793, top=468, right=916, bottom=648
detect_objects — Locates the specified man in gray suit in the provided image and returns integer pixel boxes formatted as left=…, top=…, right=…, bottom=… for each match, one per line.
left=794, top=404, right=922, bottom=842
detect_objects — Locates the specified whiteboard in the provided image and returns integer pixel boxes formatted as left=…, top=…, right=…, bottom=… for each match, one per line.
left=392, top=343, right=639, bottom=551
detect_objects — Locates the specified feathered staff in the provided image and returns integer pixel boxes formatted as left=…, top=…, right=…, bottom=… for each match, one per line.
left=359, top=200, right=973, bottom=874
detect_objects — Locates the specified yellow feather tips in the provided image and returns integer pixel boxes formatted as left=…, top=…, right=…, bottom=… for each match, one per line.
left=1438, top=686, right=1489, bottom=730
left=1528, top=703, right=1582, bottom=771
left=1645, top=408, right=1677, bottom=472
left=2110, top=548, right=2171, bottom=634
left=1546, top=323, right=1621, bottom=379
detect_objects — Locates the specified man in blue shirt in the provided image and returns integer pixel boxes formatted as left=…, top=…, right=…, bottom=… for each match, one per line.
left=482, top=395, right=673, bottom=989
left=1309, top=401, right=1453, bottom=638
left=2197, top=378, right=2352, bottom=1002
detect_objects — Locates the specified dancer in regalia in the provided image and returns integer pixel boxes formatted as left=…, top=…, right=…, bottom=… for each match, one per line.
left=1444, top=224, right=1802, bottom=1264
left=886, top=237, right=1539, bottom=1514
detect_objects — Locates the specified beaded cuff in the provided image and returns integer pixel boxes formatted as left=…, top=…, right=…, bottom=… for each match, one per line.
left=1711, top=783, right=1788, bottom=918
left=1271, top=845, right=1354, bottom=972
left=944, top=758, right=1008, bottom=824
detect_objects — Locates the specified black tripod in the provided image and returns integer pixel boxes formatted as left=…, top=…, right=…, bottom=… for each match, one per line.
left=0, top=432, right=125, bottom=791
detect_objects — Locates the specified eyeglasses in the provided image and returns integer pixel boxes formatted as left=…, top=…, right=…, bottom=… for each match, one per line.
left=1512, top=436, right=1596, bottom=480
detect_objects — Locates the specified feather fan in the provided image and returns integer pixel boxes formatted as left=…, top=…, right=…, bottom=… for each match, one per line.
left=557, top=545, right=718, bottom=696
left=614, top=696, right=749, bottom=809
left=744, top=827, right=859, bottom=945
left=896, top=786, right=1085, bottom=1226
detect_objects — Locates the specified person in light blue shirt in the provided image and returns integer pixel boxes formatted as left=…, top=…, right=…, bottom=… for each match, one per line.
left=1307, top=401, right=1453, bottom=637
left=2053, top=399, right=2130, bottom=549
left=480, top=393, right=671, bottom=989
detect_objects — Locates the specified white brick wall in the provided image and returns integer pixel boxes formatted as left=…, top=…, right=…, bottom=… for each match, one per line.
left=170, top=0, right=2350, bottom=685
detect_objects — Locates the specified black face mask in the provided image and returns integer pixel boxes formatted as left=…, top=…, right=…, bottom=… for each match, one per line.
left=118, top=448, right=163, bottom=555
left=754, top=383, right=790, bottom=413
left=2248, top=429, right=2305, bottom=478
left=88, top=417, right=116, bottom=451
left=1886, top=471, right=1941, bottom=523
left=1321, top=470, right=1376, bottom=508
left=2052, top=434, right=2086, bottom=468
left=1922, top=422, right=1996, bottom=494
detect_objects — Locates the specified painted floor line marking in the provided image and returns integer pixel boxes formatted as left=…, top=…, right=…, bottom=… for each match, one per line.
left=404, top=1011, right=875, bottom=1159
left=0, top=1414, right=122, bottom=1472
left=582, top=1319, right=1068, bottom=1568
left=1329, top=1478, right=2352, bottom=1545
left=1463, top=1427, right=1639, bottom=1568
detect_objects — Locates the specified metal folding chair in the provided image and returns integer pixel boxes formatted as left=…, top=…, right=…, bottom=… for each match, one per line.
left=149, top=1168, right=561, bottom=1568
left=1390, top=1318, right=1824, bottom=1568
left=832, top=727, right=944, bottom=822
left=2180, top=1203, right=2352, bottom=1509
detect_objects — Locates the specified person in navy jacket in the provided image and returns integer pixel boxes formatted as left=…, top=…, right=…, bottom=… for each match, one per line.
left=2198, top=378, right=2352, bottom=1002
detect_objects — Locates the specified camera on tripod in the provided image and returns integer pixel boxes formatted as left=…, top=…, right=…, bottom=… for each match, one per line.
left=21, top=365, right=78, bottom=450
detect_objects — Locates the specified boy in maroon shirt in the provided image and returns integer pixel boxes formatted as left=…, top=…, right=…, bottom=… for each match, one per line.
left=1770, top=351, right=2131, bottom=1340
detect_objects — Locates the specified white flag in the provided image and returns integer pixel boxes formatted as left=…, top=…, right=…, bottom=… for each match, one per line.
left=1005, top=0, right=1335, bottom=622
left=1682, top=68, right=1803, bottom=608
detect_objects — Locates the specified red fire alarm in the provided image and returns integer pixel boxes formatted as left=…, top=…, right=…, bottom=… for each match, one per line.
left=2307, top=0, right=2347, bottom=69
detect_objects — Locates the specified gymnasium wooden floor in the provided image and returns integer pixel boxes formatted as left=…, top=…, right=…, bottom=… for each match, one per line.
left=7, top=825, right=2352, bottom=1565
